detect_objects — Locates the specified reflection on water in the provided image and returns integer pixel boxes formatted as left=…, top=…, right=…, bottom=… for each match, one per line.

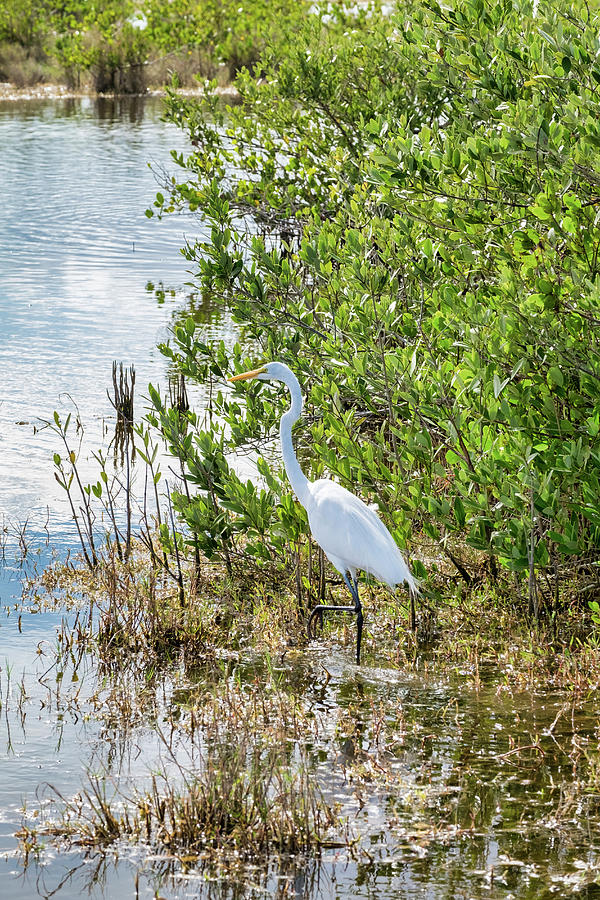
left=7, top=631, right=600, bottom=900
left=0, top=95, right=232, bottom=542
left=0, top=95, right=235, bottom=900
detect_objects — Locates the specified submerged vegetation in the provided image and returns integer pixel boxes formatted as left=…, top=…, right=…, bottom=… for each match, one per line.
left=13, top=543, right=600, bottom=895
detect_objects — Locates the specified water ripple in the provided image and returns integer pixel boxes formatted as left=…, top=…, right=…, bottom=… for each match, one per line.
left=0, top=96, right=218, bottom=530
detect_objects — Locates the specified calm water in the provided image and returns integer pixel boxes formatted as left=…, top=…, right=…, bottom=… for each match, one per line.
left=1, top=96, right=600, bottom=900
left=0, top=95, right=236, bottom=540
left=0, top=95, right=233, bottom=899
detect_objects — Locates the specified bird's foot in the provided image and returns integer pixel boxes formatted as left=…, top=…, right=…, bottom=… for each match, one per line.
left=307, top=604, right=356, bottom=640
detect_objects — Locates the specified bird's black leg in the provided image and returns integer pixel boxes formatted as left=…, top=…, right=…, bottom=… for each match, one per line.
left=356, top=604, right=363, bottom=666
left=307, top=572, right=364, bottom=664
left=307, top=571, right=359, bottom=652
left=349, top=575, right=363, bottom=665
left=307, top=598, right=355, bottom=639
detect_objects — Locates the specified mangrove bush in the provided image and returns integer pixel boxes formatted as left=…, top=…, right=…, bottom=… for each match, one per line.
left=149, top=0, right=600, bottom=620
left=0, top=0, right=307, bottom=91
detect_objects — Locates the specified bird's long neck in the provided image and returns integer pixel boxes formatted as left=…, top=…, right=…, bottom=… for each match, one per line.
left=280, top=373, right=310, bottom=507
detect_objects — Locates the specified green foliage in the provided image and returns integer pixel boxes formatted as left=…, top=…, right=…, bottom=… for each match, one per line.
left=0, top=0, right=46, bottom=48
left=147, top=372, right=289, bottom=566
left=0, top=0, right=307, bottom=91
left=152, top=0, right=600, bottom=613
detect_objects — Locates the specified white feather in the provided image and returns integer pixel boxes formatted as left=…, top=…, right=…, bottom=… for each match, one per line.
left=258, top=361, right=418, bottom=594
left=307, top=479, right=417, bottom=592
left=230, top=360, right=420, bottom=664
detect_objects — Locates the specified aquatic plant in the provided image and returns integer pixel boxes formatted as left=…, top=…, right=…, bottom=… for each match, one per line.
left=17, top=547, right=600, bottom=894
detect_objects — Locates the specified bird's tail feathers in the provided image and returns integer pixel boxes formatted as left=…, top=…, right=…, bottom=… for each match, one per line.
left=404, top=571, right=420, bottom=595
left=387, top=556, right=420, bottom=595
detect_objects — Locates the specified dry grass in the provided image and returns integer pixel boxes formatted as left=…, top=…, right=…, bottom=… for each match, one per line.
left=32, top=536, right=600, bottom=693
left=38, top=549, right=308, bottom=674
left=0, top=43, right=56, bottom=87
left=35, top=741, right=332, bottom=859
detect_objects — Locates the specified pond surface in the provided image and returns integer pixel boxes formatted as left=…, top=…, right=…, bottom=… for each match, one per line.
left=0, top=94, right=231, bottom=898
left=0, top=94, right=234, bottom=539
left=1, top=95, right=600, bottom=900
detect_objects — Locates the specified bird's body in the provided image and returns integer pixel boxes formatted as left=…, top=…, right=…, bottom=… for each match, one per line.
left=229, top=361, right=418, bottom=663
left=305, top=478, right=416, bottom=591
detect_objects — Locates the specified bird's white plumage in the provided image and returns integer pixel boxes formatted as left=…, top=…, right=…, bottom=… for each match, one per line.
left=230, top=360, right=419, bottom=663
left=253, top=361, right=417, bottom=595
left=305, top=478, right=417, bottom=591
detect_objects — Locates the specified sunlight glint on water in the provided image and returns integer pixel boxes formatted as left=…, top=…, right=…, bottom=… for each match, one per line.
left=0, top=95, right=236, bottom=543
left=0, top=95, right=232, bottom=900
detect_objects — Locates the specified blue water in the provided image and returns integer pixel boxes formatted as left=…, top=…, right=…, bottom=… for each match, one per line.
left=0, top=95, right=240, bottom=537
left=0, top=94, right=224, bottom=899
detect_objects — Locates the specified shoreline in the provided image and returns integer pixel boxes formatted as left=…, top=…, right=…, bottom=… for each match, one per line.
left=0, top=81, right=240, bottom=102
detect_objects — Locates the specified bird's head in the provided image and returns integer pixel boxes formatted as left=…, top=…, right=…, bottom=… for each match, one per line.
left=228, top=361, right=291, bottom=384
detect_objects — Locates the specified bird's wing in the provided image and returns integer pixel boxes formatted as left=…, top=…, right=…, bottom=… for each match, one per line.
left=306, top=480, right=415, bottom=590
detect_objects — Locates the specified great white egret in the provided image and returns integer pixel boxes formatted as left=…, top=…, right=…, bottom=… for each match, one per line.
left=229, top=361, right=418, bottom=664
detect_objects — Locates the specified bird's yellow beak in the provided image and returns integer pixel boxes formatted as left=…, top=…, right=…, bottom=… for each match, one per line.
left=228, top=365, right=267, bottom=382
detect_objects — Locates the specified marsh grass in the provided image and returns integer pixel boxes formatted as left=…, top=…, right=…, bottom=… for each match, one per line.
left=16, top=538, right=600, bottom=896
left=41, top=737, right=332, bottom=858
left=35, top=534, right=600, bottom=694
left=0, top=42, right=59, bottom=87
left=39, top=539, right=315, bottom=671
left=20, top=648, right=336, bottom=860
left=19, top=540, right=341, bottom=861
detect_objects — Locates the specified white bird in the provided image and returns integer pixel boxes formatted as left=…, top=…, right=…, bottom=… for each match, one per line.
left=229, top=361, right=418, bottom=664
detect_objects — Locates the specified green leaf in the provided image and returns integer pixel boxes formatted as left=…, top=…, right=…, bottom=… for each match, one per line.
left=547, top=366, right=564, bottom=388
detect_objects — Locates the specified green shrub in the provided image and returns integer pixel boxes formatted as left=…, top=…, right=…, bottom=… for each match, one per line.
left=0, top=0, right=46, bottom=49
left=0, top=0, right=311, bottom=92
left=151, top=0, right=600, bottom=616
